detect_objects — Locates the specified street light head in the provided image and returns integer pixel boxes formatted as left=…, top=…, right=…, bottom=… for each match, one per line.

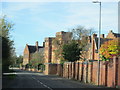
left=92, top=0, right=101, bottom=3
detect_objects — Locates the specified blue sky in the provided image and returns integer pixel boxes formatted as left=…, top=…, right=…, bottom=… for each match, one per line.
left=2, top=1, right=118, bottom=56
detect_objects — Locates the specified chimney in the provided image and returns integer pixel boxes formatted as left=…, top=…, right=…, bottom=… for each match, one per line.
left=110, top=30, right=113, bottom=33
left=36, top=41, right=38, bottom=52
left=43, top=42, right=45, bottom=47
left=100, top=34, right=104, bottom=38
left=92, top=33, right=97, bottom=39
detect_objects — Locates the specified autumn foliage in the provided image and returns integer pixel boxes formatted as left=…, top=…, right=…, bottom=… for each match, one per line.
left=100, top=39, right=120, bottom=61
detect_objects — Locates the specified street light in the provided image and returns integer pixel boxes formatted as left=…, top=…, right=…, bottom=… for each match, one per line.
left=92, top=0, right=101, bottom=86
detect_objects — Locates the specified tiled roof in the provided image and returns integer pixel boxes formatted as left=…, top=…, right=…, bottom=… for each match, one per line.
left=113, top=33, right=120, bottom=37
left=95, top=38, right=113, bottom=50
left=28, top=45, right=43, bottom=53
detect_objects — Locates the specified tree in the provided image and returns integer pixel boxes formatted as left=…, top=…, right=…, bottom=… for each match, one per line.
left=16, top=55, right=23, bottom=67
left=52, top=31, right=72, bottom=63
left=70, top=25, right=95, bottom=61
left=100, top=39, right=120, bottom=61
left=0, top=16, right=16, bottom=72
left=30, top=50, right=44, bottom=69
left=52, top=38, right=64, bottom=63
left=62, top=41, right=81, bottom=62
left=71, top=25, right=95, bottom=48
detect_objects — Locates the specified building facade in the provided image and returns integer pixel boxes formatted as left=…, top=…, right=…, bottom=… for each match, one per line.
left=44, top=30, right=120, bottom=63
left=23, top=41, right=44, bottom=65
left=44, top=31, right=72, bottom=64
left=85, top=30, right=120, bottom=61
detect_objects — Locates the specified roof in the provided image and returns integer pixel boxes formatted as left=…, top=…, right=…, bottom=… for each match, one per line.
left=95, top=38, right=113, bottom=50
left=27, top=45, right=43, bottom=53
left=113, top=33, right=120, bottom=38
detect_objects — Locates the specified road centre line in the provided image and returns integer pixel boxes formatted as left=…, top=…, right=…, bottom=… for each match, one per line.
left=31, top=76, right=53, bottom=90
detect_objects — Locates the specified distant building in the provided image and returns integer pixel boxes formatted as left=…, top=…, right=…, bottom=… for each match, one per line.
left=23, top=41, right=44, bottom=65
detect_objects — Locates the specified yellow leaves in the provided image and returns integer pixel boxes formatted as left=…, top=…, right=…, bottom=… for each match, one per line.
left=100, top=39, right=120, bottom=60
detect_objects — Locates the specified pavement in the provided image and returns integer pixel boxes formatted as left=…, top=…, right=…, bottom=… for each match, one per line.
left=2, top=68, right=108, bottom=89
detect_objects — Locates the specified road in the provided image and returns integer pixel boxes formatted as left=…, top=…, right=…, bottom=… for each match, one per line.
left=2, top=69, right=106, bottom=89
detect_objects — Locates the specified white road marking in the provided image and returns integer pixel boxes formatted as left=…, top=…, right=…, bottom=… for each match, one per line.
left=32, top=76, right=53, bottom=90
left=3, top=72, right=45, bottom=75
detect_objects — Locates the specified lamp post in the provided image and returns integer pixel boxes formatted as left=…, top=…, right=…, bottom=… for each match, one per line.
left=92, top=0, right=101, bottom=86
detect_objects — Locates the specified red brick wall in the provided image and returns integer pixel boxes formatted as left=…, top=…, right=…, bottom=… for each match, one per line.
left=44, top=63, right=57, bottom=75
left=57, top=64, right=63, bottom=76
left=61, top=56, right=120, bottom=88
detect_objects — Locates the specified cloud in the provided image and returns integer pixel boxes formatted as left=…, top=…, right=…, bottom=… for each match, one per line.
left=48, top=2, right=117, bottom=34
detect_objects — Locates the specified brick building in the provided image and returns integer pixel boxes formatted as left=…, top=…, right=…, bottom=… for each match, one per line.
left=84, top=30, right=120, bottom=61
left=44, top=31, right=72, bottom=64
left=44, top=30, right=120, bottom=63
left=23, top=41, right=44, bottom=65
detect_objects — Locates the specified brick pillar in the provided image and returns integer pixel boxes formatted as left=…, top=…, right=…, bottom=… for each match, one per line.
left=61, top=64, right=63, bottom=77
left=68, top=62, right=72, bottom=79
left=113, top=56, right=118, bottom=87
left=71, top=62, right=74, bottom=79
left=64, top=63, right=67, bottom=78
left=70, top=62, right=72, bottom=79
left=57, top=64, right=63, bottom=76
left=83, top=62, right=88, bottom=83
left=79, top=62, right=83, bottom=81
left=92, top=61, right=98, bottom=85
left=107, top=61, right=113, bottom=87
left=44, top=63, right=49, bottom=75
left=72, top=62, right=75, bottom=79
left=75, top=62, right=79, bottom=80
left=67, top=64, right=69, bottom=79
left=118, top=57, right=120, bottom=87
left=74, top=62, right=76, bottom=79
left=77, top=62, right=80, bottom=80
left=63, top=63, right=65, bottom=78
left=88, top=62, right=93, bottom=83
left=99, top=61, right=108, bottom=86
left=65, top=63, right=68, bottom=78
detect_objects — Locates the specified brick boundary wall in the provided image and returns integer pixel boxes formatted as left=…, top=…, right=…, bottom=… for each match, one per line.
left=45, top=56, right=120, bottom=88
left=59, top=56, right=120, bottom=88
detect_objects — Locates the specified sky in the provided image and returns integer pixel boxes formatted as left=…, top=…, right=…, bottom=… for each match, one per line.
left=1, top=0, right=118, bottom=56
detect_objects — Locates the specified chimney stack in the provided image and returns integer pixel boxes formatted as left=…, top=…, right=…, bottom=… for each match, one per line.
left=43, top=42, right=45, bottom=47
left=92, top=33, right=97, bottom=39
left=110, top=30, right=113, bottom=33
left=36, top=41, right=38, bottom=52
left=36, top=41, right=38, bottom=47
left=100, top=34, right=104, bottom=38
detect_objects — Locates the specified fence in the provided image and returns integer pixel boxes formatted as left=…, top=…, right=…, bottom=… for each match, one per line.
left=57, top=56, right=120, bottom=88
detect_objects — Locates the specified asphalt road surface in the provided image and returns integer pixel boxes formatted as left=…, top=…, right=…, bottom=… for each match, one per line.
left=2, top=69, right=106, bottom=89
